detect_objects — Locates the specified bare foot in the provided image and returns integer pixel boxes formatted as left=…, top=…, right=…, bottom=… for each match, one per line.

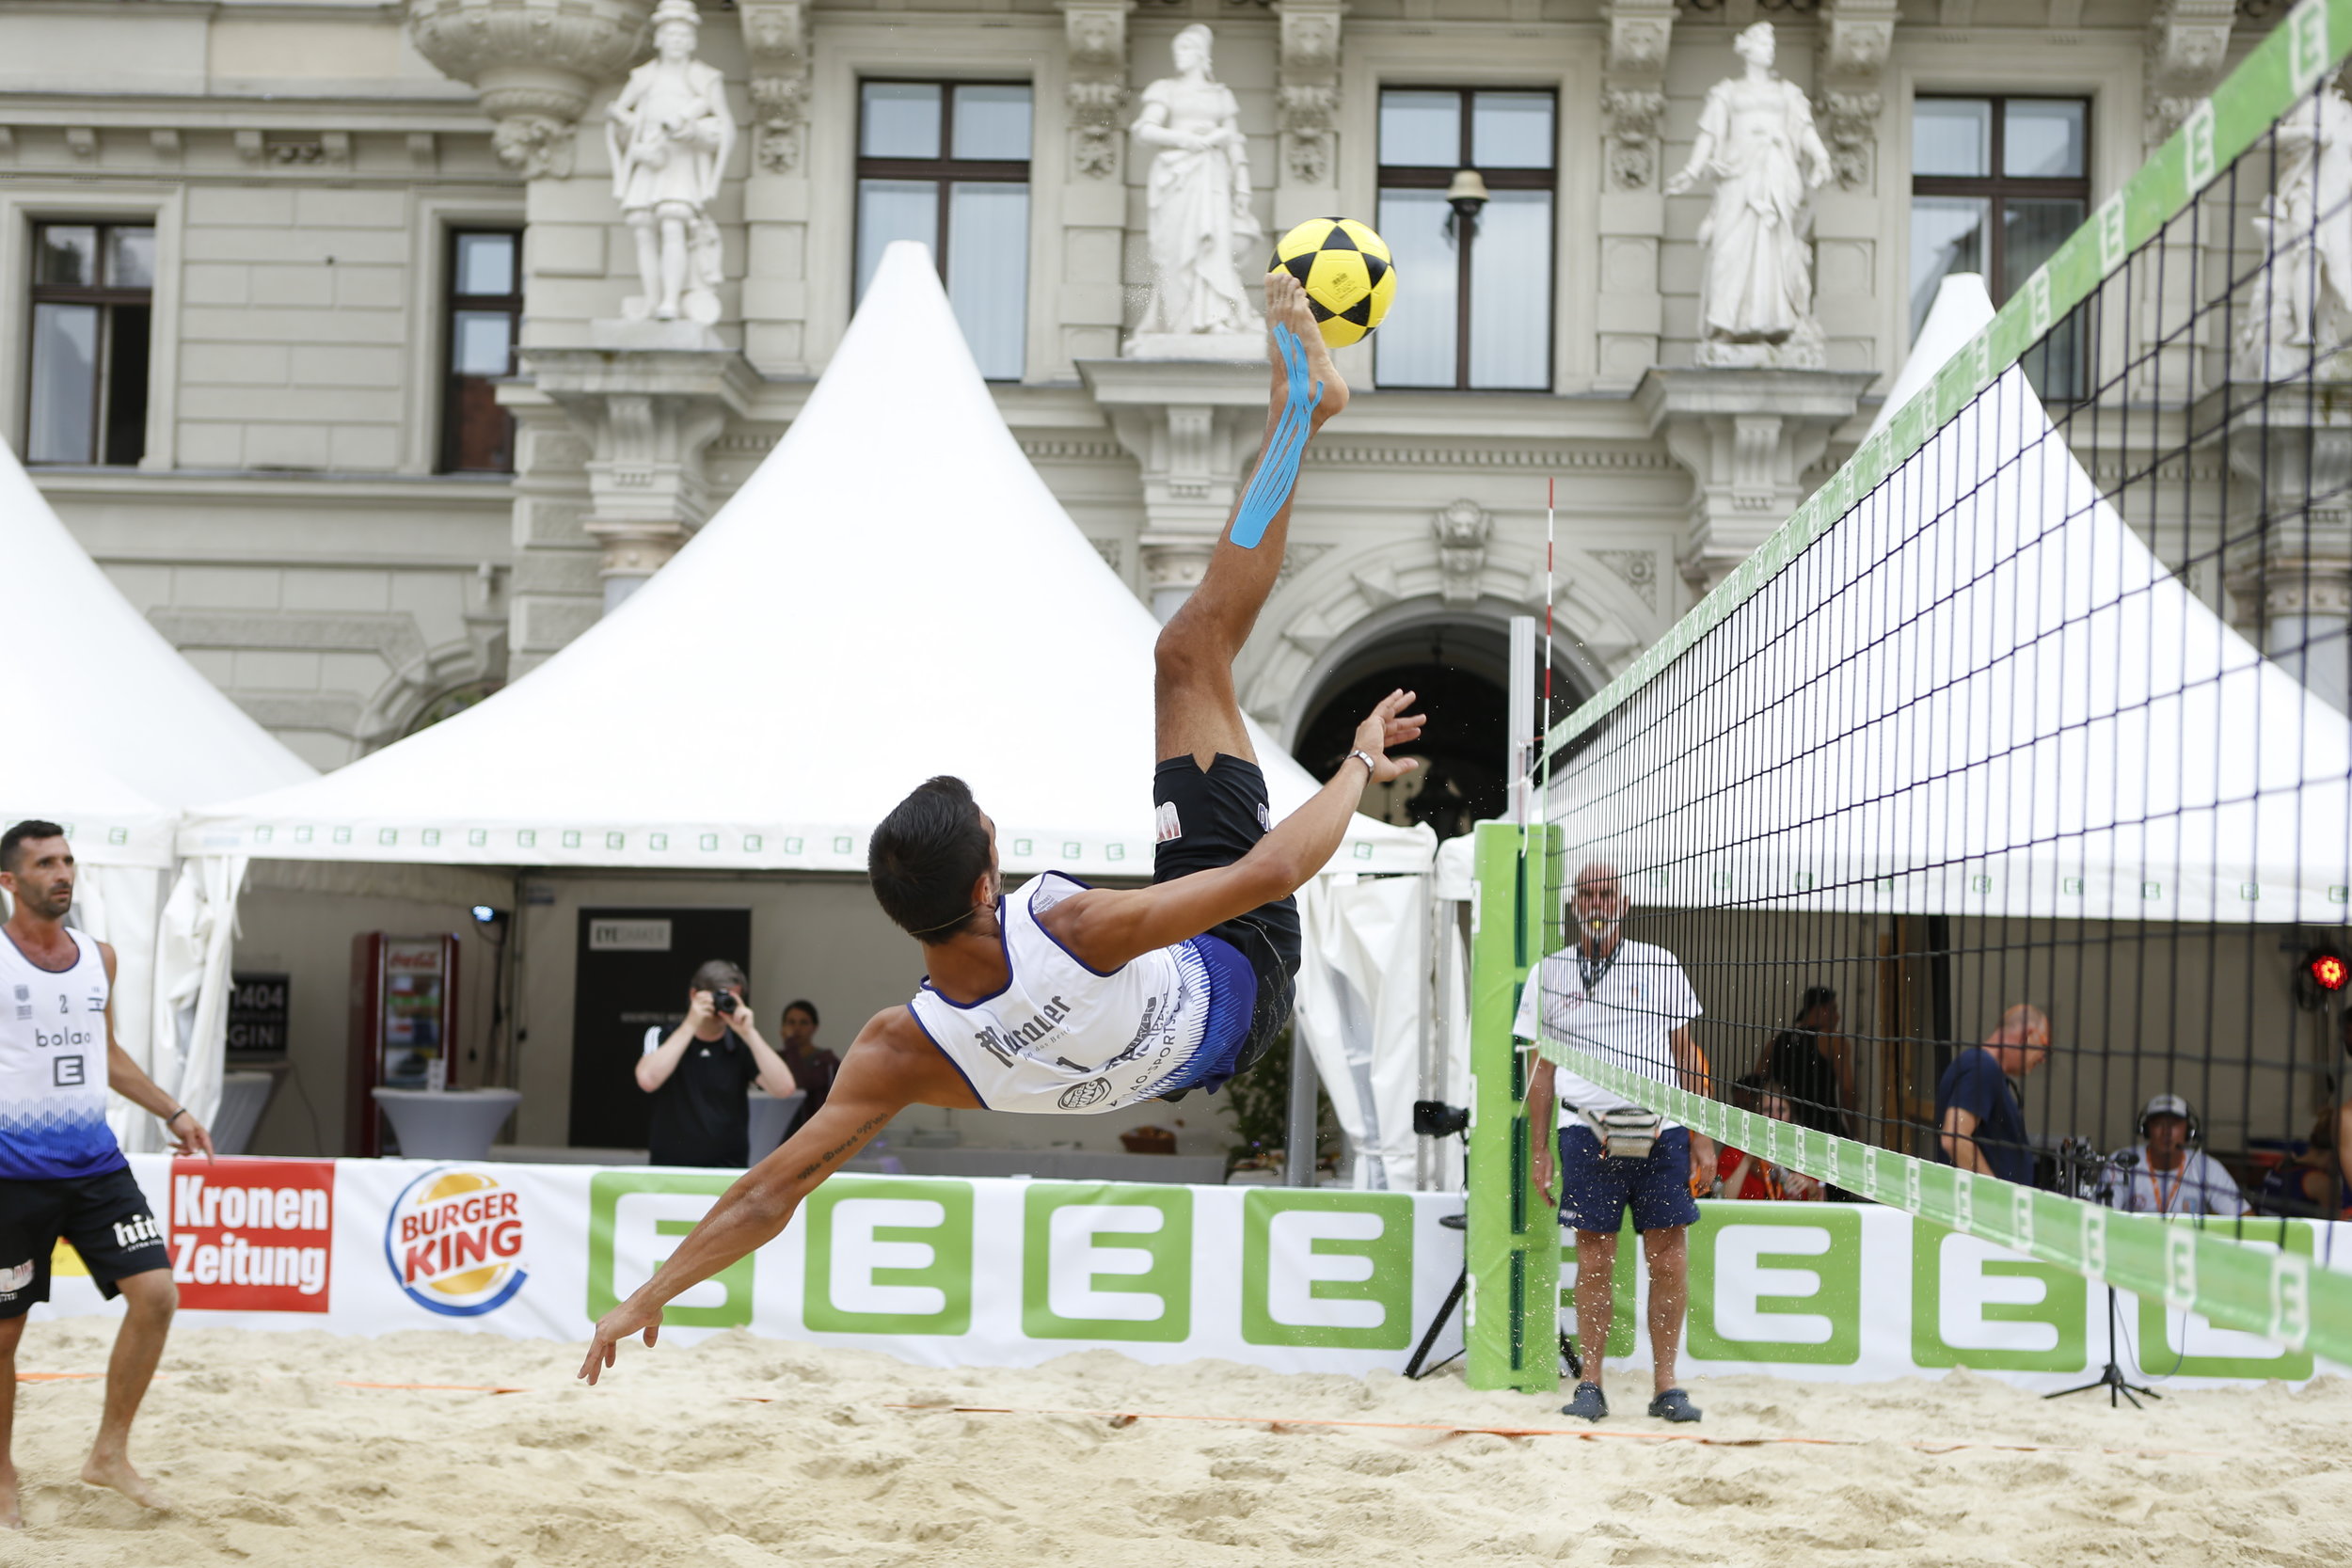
left=1263, top=271, right=1349, bottom=424
left=81, top=1448, right=171, bottom=1513
left=1, top=1462, right=20, bottom=1529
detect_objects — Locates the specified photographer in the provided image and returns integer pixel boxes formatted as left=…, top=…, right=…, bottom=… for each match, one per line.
left=636, top=959, right=797, bottom=1167
left=2108, top=1094, right=2246, bottom=1216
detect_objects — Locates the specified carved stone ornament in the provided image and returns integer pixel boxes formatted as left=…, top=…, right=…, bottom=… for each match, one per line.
left=739, top=0, right=810, bottom=172
left=2145, top=0, right=2236, bottom=145
left=1818, top=90, right=1883, bottom=191
left=1277, top=0, right=1343, bottom=187
left=1603, top=90, right=1667, bottom=191
left=1061, top=1, right=1130, bottom=181
left=1432, top=499, right=1494, bottom=607
left=1812, top=0, right=1894, bottom=191
left=406, top=0, right=656, bottom=180
left=1601, top=2, right=1675, bottom=192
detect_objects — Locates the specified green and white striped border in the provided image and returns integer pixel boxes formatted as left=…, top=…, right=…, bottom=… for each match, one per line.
left=1545, top=0, right=2350, bottom=758
left=1535, top=1036, right=2352, bottom=1369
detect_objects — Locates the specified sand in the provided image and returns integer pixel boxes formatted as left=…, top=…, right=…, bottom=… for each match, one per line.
left=7, top=1321, right=2350, bottom=1567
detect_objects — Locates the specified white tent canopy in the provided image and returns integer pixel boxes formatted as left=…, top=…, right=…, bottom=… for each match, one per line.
left=1565, top=275, right=2352, bottom=924
left=0, top=436, right=313, bottom=1143
left=185, top=244, right=1429, bottom=877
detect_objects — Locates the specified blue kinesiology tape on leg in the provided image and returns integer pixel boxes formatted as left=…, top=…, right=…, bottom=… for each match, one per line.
left=1230, top=324, right=1322, bottom=550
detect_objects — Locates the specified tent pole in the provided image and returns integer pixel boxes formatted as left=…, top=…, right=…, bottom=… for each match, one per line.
left=1283, top=1026, right=1320, bottom=1187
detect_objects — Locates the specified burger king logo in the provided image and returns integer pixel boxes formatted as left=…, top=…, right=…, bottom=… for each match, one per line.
left=383, top=1167, right=527, bottom=1317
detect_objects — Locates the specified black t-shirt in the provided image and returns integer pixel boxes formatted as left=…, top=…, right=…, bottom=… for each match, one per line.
left=1761, top=1030, right=1843, bottom=1137
left=647, top=1030, right=758, bottom=1167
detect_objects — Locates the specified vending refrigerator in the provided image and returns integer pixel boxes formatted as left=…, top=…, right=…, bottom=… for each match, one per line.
left=347, top=933, right=461, bottom=1155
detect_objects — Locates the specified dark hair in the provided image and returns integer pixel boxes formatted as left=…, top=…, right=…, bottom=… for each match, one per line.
left=1794, top=985, right=1838, bottom=1022
left=868, top=775, right=991, bottom=942
left=1730, top=1071, right=1786, bottom=1114
left=690, top=958, right=748, bottom=997
left=782, top=999, right=819, bottom=1028
left=1, top=820, right=65, bottom=875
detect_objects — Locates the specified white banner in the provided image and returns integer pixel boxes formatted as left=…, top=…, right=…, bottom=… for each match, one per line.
left=33, top=1157, right=2352, bottom=1390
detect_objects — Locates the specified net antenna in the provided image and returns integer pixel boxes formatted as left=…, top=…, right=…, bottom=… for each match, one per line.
left=1462, top=1, right=2352, bottom=1390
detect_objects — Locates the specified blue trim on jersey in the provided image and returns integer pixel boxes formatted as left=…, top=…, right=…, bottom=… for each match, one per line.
left=917, top=895, right=1016, bottom=1010
left=1020, top=870, right=1124, bottom=979
left=1144, top=933, right=1258, bottom=1099
left=0, top=1109, right=126, bottom=1180
left=1, top=927, right=85, bottom=974
left=905, top=1006, right=990, bottom=1110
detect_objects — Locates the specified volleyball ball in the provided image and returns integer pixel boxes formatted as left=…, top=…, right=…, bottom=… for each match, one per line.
left=1270, top=217, right=1395, bottom=349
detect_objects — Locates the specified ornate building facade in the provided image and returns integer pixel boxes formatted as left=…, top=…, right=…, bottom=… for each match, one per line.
left=0, top=0, right=2286, bottom=832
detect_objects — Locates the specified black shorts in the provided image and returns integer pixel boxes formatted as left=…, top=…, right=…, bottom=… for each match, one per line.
left=0, top=1164, right=170, bottom=1319
left=1153, top=753, right=1301, bottom=1084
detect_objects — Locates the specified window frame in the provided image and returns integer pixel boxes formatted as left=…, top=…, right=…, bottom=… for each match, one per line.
left=851, top=77, right=1034, bottom=380
left=1909, top=94, right=2092, bottom=312
left=1374, top=85, right=1559, bottom=393
left=25, top=218, right=155, bottom=467
left=437, top=225, right=524, bottom=476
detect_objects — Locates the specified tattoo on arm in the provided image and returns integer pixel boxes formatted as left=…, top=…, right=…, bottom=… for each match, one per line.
left=789, top=1109, right=893, bottom=1186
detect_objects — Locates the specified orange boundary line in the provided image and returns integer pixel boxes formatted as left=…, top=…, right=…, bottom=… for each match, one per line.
left=882, top=1403, right=2230, bottom=1460
left=336, top=1381, right=531, bottom=1394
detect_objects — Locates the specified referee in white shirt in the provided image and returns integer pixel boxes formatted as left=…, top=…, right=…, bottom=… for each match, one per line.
left=2109, top=1093, right=2247, bottom=1216
left=1517, top=862, right=1713, bottom=1425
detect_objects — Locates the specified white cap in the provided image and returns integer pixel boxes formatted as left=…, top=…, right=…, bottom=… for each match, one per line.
left=2142, top=1092, right=2192, bottom=1123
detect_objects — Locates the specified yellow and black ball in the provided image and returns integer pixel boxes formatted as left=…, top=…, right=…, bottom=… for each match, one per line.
left=1270, top=217, right=1396, bottom=349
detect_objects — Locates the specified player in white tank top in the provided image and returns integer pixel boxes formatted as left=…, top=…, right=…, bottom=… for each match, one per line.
left=582, top=276, right=1426, bottom=1385
left=0, top=822, right=215, bottom=1524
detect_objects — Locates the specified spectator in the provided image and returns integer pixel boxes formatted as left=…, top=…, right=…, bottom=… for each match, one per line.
left=1936, top=1004, right=2050, bottom=1185
left=2257, top=1095, right=2352, bottom=1218
left=775, top=999, right=840, bottom=1140
left=1716, top=1074, right=1823, bottom=1201
left=1518, top=861, right=1712, bottom=1425
left=635, top=959, right=797, bottom=1167
left=2107, top=1093, right=2246, bottom=1215
left=1756, top=985, right=1854, bottom=1141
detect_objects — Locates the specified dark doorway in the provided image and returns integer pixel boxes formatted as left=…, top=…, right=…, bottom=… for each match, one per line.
left=571, top=908, right=752, bottom=1149
left=1293, top=619, right=1582, bottom=842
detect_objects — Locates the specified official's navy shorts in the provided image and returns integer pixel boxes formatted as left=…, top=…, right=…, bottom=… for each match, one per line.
left=1558, top=1124, right=1700, bottom=1235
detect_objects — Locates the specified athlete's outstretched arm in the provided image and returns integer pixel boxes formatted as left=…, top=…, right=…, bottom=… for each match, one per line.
left=578, top=1011, right=964, bottom=1385
left=1051, top=690, right=1423, bottom=973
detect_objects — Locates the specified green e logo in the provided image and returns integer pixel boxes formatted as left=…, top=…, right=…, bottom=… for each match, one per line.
left=1240, top=1190, right=1413, bottom=1350
left=2135, top=1220, right=2314, bottom=1381
left=1911, top=1218, right=2087, bottom=1371
left=588, top=1171, right=755, bottom=1329
left=1023, top=1184, right=1191, bottom=1342
left=1688, top=1206, right=1862, bottom=1365
left=802, top=1177, right=975, bottom=1336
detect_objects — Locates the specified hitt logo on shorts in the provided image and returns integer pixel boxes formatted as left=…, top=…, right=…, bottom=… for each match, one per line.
left=1057, top=1078, right=1111, bottom=1109
left=113, top=1212, right=162, bottom=1250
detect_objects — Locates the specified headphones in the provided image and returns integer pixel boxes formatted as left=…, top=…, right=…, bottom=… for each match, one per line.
left=2138, top=1094, right=2201, bottom=1145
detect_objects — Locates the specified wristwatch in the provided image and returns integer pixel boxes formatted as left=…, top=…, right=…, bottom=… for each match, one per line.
left=1345, top=749, right=1379, bottom=777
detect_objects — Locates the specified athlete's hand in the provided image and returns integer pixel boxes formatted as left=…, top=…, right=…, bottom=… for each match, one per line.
left=167, top=1113, right=215, bottom=1162
left=1351, top=689, right=1426, bottom=784
left=1533, top=1134, right=1556, bottom=1205
left=580, top=1296, right=665, bottom=1386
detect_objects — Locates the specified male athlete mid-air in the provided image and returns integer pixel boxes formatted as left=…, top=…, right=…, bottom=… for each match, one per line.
left=580, top=275, right=1422, bottom=1383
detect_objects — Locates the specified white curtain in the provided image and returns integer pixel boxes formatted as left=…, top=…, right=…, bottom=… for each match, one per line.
left=139, top=853, right=247, bottom=1148
left=1294, top=874, right=1429, bottom=1191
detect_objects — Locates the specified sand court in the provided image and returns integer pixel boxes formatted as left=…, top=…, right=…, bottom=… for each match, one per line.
left=8, top=1321, right=2350, bottom=1567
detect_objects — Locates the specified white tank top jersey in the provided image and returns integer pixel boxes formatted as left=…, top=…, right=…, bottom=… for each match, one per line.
left=908, top=872, right=1223, bottom=1113
left=0, top=928, right=121, bottom=1180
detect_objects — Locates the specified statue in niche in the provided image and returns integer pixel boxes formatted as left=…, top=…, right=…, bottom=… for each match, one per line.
left=2237, top=83, right=2352, bottom=381
left=1664, top=22, right=1835, bottom=367
left=1128, top=24, right=1263, bottom=349
left=606, top=0, right=735, bottom=324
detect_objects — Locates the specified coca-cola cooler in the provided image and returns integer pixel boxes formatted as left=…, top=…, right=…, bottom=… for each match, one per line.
left=347, top=933, right=460, bottom=1155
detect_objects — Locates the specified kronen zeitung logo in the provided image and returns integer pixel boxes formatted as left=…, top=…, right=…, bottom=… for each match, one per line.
left=384, top=1166, right=527, bottom=1316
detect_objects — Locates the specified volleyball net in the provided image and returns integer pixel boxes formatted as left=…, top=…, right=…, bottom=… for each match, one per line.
left=1468, top=0, right=2352, bottom=1387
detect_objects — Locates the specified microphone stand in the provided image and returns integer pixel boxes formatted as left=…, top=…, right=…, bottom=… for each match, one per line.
left=2045, top=1148, right=2158, bottom=1409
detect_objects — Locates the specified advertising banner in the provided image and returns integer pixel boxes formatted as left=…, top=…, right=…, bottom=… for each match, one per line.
left=35, top=1155, right=2352, bottom=1391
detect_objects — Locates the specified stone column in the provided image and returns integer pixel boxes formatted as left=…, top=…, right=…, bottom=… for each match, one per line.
left=523, top=329, right=759, bottom=611
left=1638, top=367, right=1873, bottom=594
left=1057, top=0, right=1134, bottom=372
left=2227, top=402, right=2352, bottom=714
left=405, top=0, right=653, bottom=179
left=1595, top=0, right=1673, bottom=391
left=739, top=0, right=813, bottom=376
left=1079, top=358, right=1267, bottom=620
left=1810, top=0, right=1895, bottom=387
left=1274, top=0, right=1343, bottom=217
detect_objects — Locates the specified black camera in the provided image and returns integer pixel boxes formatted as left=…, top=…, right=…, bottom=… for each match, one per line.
left=1413, top=1100, right=1470, bottom=1138
left=712, top=990, right=738, bottom=1016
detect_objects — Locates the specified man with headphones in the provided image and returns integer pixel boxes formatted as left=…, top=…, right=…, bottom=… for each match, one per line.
left=2108, top=1094, right=2248, bottom=1215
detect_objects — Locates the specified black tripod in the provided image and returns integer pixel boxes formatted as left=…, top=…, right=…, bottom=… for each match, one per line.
left=2045, top=1148, right=2157, bottom=1409
left=1403, top=1101, right=1580, bottom=1383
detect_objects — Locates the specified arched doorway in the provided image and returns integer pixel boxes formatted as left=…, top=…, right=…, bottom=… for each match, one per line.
left=1290, top=609, right=1588, bottom=841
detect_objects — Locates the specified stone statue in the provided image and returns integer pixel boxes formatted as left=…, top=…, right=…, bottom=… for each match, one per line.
left=606, top=0, right=735, bottom=324
left=2238, top=84, right=2352, bottom=381
left=1127, top=24, right=1263, bottom=353
left=1665, top=23, right=1835, bottom=368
